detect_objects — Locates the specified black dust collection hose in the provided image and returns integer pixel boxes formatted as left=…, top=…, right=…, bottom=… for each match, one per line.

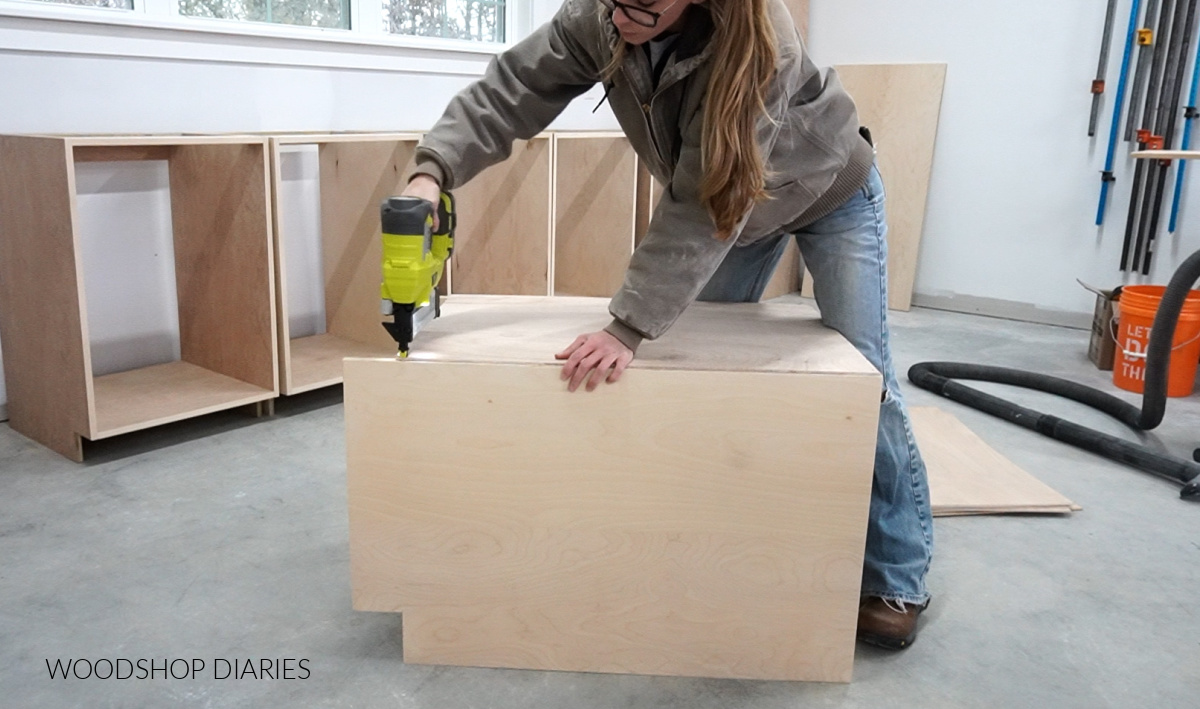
left=908, top=249, right=1200, bottom=500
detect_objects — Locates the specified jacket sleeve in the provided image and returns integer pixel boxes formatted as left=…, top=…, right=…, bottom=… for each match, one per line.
left=609, top=50, right=798, bottom=342
left=414, top=0, right=605, bottom=189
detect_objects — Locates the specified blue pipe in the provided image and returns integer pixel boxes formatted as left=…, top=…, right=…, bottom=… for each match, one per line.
left=1168, top=25, right=1200, bottom=232
left=1098, top=0, right=1146, bottom=225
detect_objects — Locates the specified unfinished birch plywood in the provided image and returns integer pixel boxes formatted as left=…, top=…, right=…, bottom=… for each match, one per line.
left=0, top=135, right=277, bottom=461
left=910, top=407, right=1079, bottom=516
left=633, top=158, right=660, bottom=247
left=0, top=136, right=93, bottom=460
left=761, top=240, right=803, bottom=300
left=802, top=64, right=946, bottom=310
left=450, top=137, right=552, bottom=295
left=553, top=133, right=637, bottom=297
left=271, top=134, right=423, bottom=394
left=345, top=295, right=882, bottom=682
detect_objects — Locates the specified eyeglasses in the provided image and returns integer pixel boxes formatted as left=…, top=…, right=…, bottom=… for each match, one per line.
left=604, top=0, right=683, bottom=28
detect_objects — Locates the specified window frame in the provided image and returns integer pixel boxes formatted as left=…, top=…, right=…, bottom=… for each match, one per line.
left=0, top=0, right=532, bottom=61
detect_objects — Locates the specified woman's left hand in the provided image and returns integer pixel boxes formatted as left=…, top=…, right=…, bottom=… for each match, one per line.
left=555, top=331, right=634, bottom=392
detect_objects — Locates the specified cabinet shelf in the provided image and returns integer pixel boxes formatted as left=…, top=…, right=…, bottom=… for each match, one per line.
left=93, top=361, right=274, bottom=438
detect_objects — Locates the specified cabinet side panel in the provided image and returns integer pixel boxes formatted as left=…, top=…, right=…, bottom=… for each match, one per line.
left=0, top=136, right=91, bottom=458
left=319, top=140, right=418, bottom=348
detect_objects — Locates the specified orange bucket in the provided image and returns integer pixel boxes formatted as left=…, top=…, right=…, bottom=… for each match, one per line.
left=1112, top=285, right=1200, bottom=397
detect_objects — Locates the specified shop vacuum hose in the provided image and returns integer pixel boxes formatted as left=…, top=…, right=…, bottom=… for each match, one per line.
left=908, top=248, right=1200, bottom=500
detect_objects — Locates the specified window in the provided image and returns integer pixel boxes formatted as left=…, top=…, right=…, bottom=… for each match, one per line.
left=178, top=0, right=350, bottom=29
left=385, top=0, right=505, bottom=43
left=30, top=0, right=132, bottom=8
left=13, top=0, right=514, bottom=44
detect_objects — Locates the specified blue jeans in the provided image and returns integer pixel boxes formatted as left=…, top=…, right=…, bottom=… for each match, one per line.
left=698, top=163, right=933, bottom=605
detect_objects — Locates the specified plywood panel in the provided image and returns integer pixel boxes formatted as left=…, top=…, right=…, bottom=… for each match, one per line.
left=64, top=135, right=261, bottom=147
left=451, top=138, right=552, bottom=295
left=288, top=332, right=395, bottom=394
left=0, top=136, right=92, bottom=460
left=92, top=360, right=273, bottom=438
left=345, top=295, right=881, bottom=680
left=275, top=132, right=423, bottom=145
left=267, top=139, right=294, bottom=393
left=761, top=238, right=803, bottom=300
left=911, top=407, right=1079, bottom=516
left=345, top=362, right=879, bottom=680
left=803, top=64, right=946, bottom=311
left=73, top=145, right=173, bottom=162
left=170, top=142, right=277, bottom=392
left=634, top=159, right=652, bottom=247
left=405, top=296, right=876, bottom=375
left=553, top=135, right=637, bottom=297
left=318, top=139, right=420, bottom=350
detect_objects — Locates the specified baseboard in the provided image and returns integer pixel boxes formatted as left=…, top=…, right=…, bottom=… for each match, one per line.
left=0, top=402, right=7, bottom=422
left=910, top=292, right=1092, bottom=330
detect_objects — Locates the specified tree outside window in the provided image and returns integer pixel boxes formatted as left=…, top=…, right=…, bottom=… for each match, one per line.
left=385, top=0, right=505, bottom=43
left=25, top=0, right=507, bottom=43
left=28, top=0, right=134, bottom=8
left=178, top=0, right=350, bottom=29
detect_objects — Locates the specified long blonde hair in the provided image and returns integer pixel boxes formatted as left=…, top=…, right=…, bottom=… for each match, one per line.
left=603, top=0, right=778, bottom=240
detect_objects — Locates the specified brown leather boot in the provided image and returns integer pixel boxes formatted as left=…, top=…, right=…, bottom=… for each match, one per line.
left=856, top=596, right=929, bottom=650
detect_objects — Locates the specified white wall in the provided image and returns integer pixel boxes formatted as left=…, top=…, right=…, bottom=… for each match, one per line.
left=808, top=0, right=1200, bottom=322
left=3, top=0, right=1200, bottom=417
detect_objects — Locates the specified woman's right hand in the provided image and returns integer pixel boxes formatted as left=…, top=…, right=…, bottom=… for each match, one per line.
left=401, top=174, right=443, bottom=230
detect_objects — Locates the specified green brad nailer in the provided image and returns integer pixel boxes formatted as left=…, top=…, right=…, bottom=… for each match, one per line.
left=380, top=192, right=455, bottom=357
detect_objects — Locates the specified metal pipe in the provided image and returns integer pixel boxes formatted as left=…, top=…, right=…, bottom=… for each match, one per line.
left=1142, top=0, right=1199, bottom=273
left=1126, top=0, right=1163, bottom=142
left=1126, top=0, right=1181, bottom=269
left=1093, top=0, right=1122, bottom=137
left=1099, top=0, right=1148, bottom=225
left=1168, top=22, right=1200, bottom=232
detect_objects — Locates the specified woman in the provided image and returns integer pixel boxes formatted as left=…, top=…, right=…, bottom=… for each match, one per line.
left=402, top=0, right=934, bottom=650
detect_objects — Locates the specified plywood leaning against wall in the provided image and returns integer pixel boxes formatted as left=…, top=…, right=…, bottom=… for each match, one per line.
left=271, top=134, right=424, bottom=394
left=553, top=133, right=637, bottom=297
left=450, top=137, right=553, bottom=295
left=803, top=64, right=947, bottom=310
left=0, top=134, right=277, bottom=461
left=345, top=295, right=882, bottom=682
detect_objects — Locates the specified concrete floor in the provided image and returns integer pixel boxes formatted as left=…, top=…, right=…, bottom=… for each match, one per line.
left=2, top=300, right=1199, bottom=708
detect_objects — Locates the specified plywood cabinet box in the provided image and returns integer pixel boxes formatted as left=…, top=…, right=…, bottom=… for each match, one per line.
left=344, top=295, right=882, bottom=682
left=271, top=133, right=427, bottom=395
left=0, top=135, right=278, bottom=461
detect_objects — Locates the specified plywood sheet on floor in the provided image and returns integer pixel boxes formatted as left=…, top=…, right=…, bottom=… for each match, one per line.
left=910, top=406, right=1078, bottom=516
